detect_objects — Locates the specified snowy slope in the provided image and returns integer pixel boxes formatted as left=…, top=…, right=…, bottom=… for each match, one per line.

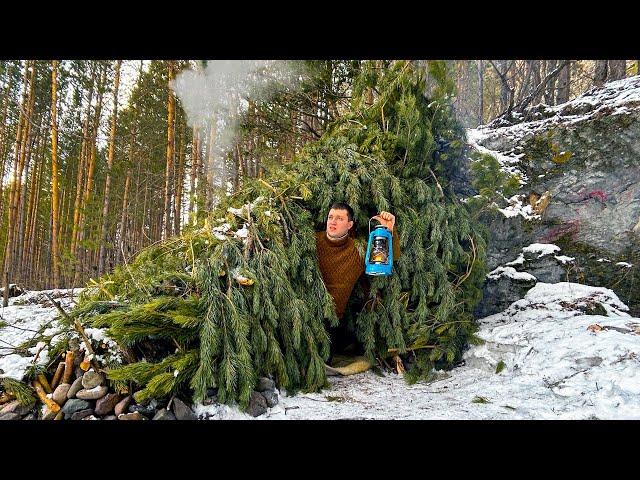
left=196, top=282, right=640, bottom=420
left=3, top=284, right=640, bottom=420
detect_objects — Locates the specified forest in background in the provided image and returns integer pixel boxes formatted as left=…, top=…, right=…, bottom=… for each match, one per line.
left=1, top=59, right=637, bottom=300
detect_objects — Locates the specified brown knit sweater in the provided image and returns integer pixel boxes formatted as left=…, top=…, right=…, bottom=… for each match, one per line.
left=316, top=229, right=400, bottom=320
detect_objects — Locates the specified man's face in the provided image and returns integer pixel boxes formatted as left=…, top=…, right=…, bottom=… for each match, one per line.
left=326, top=208, right=354, bottom=239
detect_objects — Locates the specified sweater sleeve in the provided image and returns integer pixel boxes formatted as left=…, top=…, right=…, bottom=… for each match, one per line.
left=392, top=228, right=401, bottom=261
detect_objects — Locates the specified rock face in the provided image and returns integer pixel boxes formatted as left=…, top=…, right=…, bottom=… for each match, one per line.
left=468, top=77, right=640, bottom=316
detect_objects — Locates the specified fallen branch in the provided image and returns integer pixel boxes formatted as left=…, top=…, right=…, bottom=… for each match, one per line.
left=32, top=380, right=60, bottom=413
left=62, top=350, right=74, bottom=384
left=44, top=292, right=101, bottom=373
left=36, top=374, right=53, bottom=394
left=51, top=361, right=65, bottom=390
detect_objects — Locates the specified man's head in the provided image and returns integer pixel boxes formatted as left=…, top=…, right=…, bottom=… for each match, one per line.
left=326, top=202, right=354, bottom=240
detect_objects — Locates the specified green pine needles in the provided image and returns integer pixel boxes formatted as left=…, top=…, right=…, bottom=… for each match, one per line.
left=72, top=60, right=488, bottom=409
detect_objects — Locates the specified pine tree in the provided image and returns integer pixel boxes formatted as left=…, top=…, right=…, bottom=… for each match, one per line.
left=71, top=60, right=487, bottom=409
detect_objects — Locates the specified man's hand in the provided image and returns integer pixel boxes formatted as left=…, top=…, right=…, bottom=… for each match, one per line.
left=372, top=211, right=395, bottom=232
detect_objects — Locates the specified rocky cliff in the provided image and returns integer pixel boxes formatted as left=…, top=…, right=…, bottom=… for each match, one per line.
left=468, top=76, right=640, bottom=316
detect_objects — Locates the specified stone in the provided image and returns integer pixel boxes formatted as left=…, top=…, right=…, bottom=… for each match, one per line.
left=22, top=413, right=37, bottom=420
left=1, top=399, right=33, bottom=416
left=95, top=393, right=121, bottom=416
left=171, top=398, right=197, bottom=420
left=261, top=390, right=279, bottom=408
left=81, top=371, right=104, bottom=389
left=0, top=412, right=21, bottom=420
left=81, top=415, right=100, bottom=420
left=62, top=398, right=91, bottom=418
left=128, top=403, right=155, bottom=418
left=118, top=412, right=147, bottom=421
left=70, top=409, right=95, bottom=420
left=114, top=395, right=132, bottom=416
left=203, top=388, right=218, bottom=405
left=76, top=385, right=108, bottom=400
left=256, top=377, right=275, bottom=392
left=247, top=391, right=267, bottom=417
left=67, top=376, right=84, bottom=399
left=152, top=409, right=177, bottom=420
left=52, top=383, right=71, bottom=405
left=103, top=415, right=117, bottom=420
left=42, top=407, right=57, bottom=420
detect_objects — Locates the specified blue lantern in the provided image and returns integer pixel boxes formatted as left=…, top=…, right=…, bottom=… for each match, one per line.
left=365, top=217, right=393, bottom=276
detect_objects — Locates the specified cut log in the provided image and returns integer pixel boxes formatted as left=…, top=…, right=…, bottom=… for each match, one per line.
left=51, top=361, right=66, bottom=390
left=62, top=351, right=74, bottom=384
left=36, top=374, right=53, bottom=394
left=32, top=380, right=60, bottom=413
left=80, top=356, right=91, bottom=371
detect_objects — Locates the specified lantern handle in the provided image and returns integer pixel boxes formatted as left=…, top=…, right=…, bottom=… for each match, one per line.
left=368, top=216, right=383, bottom=235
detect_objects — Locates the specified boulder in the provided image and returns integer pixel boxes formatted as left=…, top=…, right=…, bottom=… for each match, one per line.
left=171, top=398, right=197, bottom=420
left=247, top=391, right=267, bottom=417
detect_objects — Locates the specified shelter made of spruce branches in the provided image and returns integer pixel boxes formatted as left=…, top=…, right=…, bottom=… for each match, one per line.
left=66, top=61, right=488, bottom=410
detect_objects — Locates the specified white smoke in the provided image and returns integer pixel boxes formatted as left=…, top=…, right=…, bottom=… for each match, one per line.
left=171, top=60, right=301, bottom=191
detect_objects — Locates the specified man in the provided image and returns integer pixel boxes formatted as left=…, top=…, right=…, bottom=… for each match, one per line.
left=315, top=202, right=400, bottom=375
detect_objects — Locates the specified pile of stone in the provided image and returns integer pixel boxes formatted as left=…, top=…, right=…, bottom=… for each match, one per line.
left=1, top=350, right=279, bottom=420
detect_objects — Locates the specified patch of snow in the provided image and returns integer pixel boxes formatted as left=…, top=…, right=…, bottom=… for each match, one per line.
left=616, top=262, right=633, bottom=268
left=523, top=243, right=561, bottom=258
left=505, top=254, right=525, bottom=267
left=487, top=266, right=537, bottom=282
left=597, top=258, right=611, bottom=263
left=233, top=224, right=249, bottom=240
left=554, top=255, right=575, bottom=264
left=496, top=195, right=540, bottom=220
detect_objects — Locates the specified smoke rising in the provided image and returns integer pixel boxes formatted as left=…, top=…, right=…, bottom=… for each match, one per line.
left=171, top=60, right=301, bottom=192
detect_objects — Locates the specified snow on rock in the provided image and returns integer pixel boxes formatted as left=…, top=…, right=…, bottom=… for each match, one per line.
left=495, top=195, right=539, bottom=220
left=522, top=243, right=561, bottom=258
left=554, top=255, right=575, bottom=264
left=487, top=266, right=537, bottom=282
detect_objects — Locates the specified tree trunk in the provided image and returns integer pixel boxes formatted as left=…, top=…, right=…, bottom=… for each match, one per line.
left=13, top=63, right=36, bottom=280
left=98, top=60, right=121, bottom=277
left=555, top=60, right=571, bottom=104
left=174, top=121, right=186, bottom=235
left=531, top=60, right=542, bottom=104
left=477, top=60, right=484, bottom=125
left=0, top=67, right=14, bottom=213
left=75, top=63, right=107, bottom=285
left=544, top=60, right=558, bottom=105
left=608, top=60, right=627, bottom=81
left=163, top=60, right=176, bottom=240
left=594, top=60, right=608, bottom=86
left=3, top=61, right=30, bottom=307
left=188, top=124, right=199, bottom=225
left=70, top=63, right=97, bottom=281
left=50, top=60, right=61, bottom=287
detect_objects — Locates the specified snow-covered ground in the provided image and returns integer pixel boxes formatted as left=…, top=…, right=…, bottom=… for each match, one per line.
left=3, top=283, right=640, bottom=420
